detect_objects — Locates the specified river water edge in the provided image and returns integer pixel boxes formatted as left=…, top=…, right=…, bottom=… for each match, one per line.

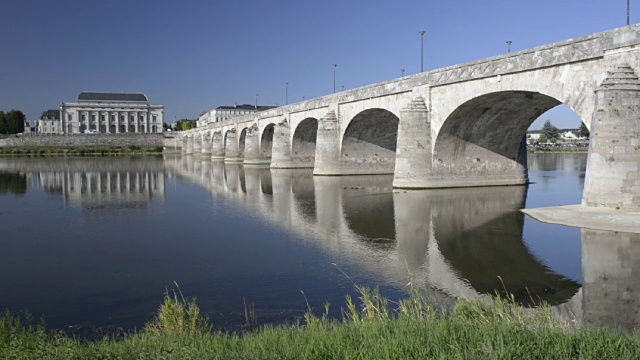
left=0, top=153, right=638, bottom=336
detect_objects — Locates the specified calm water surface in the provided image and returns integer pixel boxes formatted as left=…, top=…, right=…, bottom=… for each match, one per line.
left=0, top=153, right=637, bottom=335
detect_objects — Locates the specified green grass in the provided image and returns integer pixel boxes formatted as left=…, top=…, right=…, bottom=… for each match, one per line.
left=1, top=287, right=639, bottom=359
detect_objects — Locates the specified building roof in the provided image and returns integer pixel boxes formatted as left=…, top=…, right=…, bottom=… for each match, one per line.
left=40, top=109, right=60, bottom=119
left=78, top=92, right=149, bottom=102
left=215, top=104, right=277, bottom=111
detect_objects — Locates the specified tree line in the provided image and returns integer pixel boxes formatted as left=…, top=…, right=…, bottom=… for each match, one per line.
left=0, top=110, right=26, bottom=134
left=536, top=119, right=589, bottom=143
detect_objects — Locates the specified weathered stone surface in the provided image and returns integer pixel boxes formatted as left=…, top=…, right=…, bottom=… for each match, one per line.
left=174, top=24, right=640, bottom=210
left=583, top=65, right=640, bottom=210
left=0, top=134, right=163, bottom=148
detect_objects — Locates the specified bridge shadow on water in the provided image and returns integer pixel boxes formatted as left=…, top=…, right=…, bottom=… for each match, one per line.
left=165, top=154, right=640, bottom=332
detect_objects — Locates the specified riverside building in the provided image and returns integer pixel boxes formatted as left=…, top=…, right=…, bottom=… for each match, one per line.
left=59, top=92, right=164, bottom=134
left=37, top=110, right=62, bottom=135
left=196, top=104, right=277, bottom=128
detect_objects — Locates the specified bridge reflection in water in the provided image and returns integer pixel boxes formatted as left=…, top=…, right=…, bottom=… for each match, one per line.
left=166, top=155, right=640, bottom=331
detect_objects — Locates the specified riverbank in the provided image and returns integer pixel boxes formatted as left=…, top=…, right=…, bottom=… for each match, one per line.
left=2, top=288, right=638, bottom=359
left=527, top=147, right=588, bottom=154
left=0, top=146, right=163, bottom=156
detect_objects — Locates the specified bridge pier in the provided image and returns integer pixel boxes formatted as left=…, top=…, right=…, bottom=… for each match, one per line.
left=185, top=135, right=194, bottom=155
left=211, top=131, right=224, bottom=160
left=244, top=125, right=269, bottom=165
left=224, top=129, right=243, bottom=163
left=271, top=120, right=294, bottom=168
left=393, top=97, right=433, bottom=188
left=181, top=136, right=188, bottom=155
left=193, top=134, right=202, bottom=155
left=314, top=111, right=341, bottom=175
left=583, top=65, right=640, bottom=211
left=200, top=132, right=212, bottom=157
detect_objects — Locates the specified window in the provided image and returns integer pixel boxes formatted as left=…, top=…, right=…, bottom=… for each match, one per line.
left=92, top=114, right=96, bottom=122
left=81, top=114, right=86, bottom=122
left=153, top=115, right=157, bottom=122
left=130, top=115, right=135, bottom=122
left=120, top=115, right=125, bottom=122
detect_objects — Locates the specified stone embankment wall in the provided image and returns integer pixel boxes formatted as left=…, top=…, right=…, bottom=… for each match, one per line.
left=0, top=134, right=164, bottom=148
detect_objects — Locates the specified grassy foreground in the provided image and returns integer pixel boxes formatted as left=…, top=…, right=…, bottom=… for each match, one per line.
left=1, top=288, right=639, bottom=359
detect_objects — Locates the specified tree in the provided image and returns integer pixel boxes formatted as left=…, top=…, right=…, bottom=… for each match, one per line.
left=579, top=122, right=590, bottom=139
left=541, top=120, right=560, bottom=140
left=5, top=110, right=25, bottom=134
left=538, top=134, right=548, bottom=143
left=182, top=121, right=193, bottom=131
left=0, top=111, right=6, bottom=134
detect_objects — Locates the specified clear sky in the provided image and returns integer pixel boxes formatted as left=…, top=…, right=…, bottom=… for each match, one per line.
left=0, top=0, right=633, bottom=129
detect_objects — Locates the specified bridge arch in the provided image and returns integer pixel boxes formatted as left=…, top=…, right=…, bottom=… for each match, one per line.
left=239, top=127, right=248, bottom=158
left=224, top=129, right=241, bottom=162
left=260, top=123, right=276, bottom=161
left=432, top=90, right=585, bottom=187
left=340, top=108, right=399, bottom=174
left=291, top=117, right=318, bottom=168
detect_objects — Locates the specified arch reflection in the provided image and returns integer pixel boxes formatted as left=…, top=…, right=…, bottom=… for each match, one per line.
left=165, top=156, right=640, bottom=331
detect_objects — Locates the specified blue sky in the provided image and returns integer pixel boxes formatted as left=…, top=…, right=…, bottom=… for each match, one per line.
left=0, top=0, right=633, bottom=129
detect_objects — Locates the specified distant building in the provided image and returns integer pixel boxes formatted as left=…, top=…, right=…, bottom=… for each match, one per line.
left=59, top=92, right=164, bottom=134
left=197, top=104, right=277, bottom=128
left=526, top=128, right=584, bottom=142
left=560, top=129, right=580, bottom=140
left=37, top=109, right=61, bottom=135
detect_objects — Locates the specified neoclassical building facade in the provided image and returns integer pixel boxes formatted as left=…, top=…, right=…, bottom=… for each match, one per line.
left=60, top=92, right=164, bottom=134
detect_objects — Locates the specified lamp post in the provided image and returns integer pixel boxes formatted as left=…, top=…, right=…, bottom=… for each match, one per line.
left=419, top=31, right=425, bottom=72
left=628, top=0, right=631, bottom=25
left=303, top=96, right=305, bottom=101
left=333, top=64, right=337, bottom=93
left=341, top=85, right=344, bottom=92
left=255, top=94, right=258, bottom=109
left=506, top=41, right=512, bottom=53
left=285, top=82, right=289, bottom=105
left=401, top=68, right=405, bottom=77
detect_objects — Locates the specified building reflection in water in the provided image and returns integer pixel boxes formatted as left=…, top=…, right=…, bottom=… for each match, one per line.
left=0, top=158, right=165, bottom=209
left=166, top=155, right=640, bottom=332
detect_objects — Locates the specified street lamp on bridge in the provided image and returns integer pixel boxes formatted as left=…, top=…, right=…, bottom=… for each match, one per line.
left=506, top=41, right=513, bottom=53
left=285, top=82, right=289, bottom=105
left=333, top=64, right=337, bottom=93
left=419, top=31, right=426, bottom=72
left=401, top=68, right=405, bottom=77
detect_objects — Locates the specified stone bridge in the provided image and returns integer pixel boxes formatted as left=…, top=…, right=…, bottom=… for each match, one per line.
left=167, top=24, right=640, bottom=211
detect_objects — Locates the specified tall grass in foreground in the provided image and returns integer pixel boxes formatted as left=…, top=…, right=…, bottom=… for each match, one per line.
left=1, top=287, right=640, bottom=359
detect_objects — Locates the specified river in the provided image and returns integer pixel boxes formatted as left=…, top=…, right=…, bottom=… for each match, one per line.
left=0, top=153, right=637, bottom=336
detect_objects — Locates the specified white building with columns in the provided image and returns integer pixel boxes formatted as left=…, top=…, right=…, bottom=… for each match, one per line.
left=59, top=92, right=164, bottom=134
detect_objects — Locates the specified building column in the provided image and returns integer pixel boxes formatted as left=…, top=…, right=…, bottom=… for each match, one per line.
left=313, top=110, right=341, bottom=175
left=133, top=112, right=138, bottom=133
left=392, top=96, right=433, bottom=188
left=271, top=118, right=294, bottom=168
left=583, top=65, right=640, bottom=210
